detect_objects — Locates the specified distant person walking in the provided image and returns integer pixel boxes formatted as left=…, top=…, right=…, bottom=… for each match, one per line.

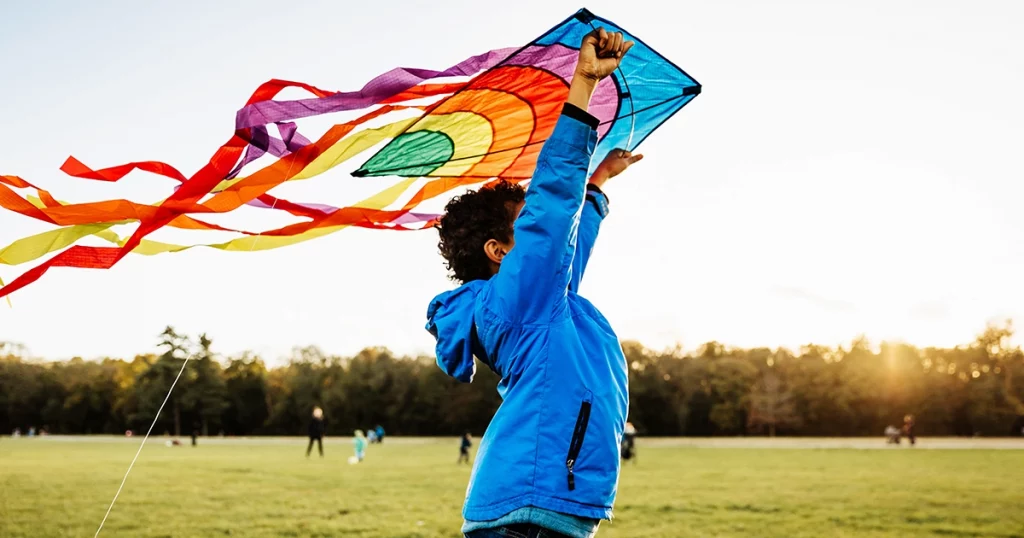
left=306, top=407, right=326, bottom=458
left=458, top=433, right=472, bottom=464
left=902, top=414, right=916, bottom=446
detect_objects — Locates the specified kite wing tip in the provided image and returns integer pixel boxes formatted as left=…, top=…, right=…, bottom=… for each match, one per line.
left=683, top=85, right=702, bottom=97
left=351, top=169, right=369, bottom=178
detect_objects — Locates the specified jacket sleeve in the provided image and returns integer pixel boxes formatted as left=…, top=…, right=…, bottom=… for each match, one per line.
left=491, top=104, right=598, bottom=323
left=568, top=186, right=608, bottom=293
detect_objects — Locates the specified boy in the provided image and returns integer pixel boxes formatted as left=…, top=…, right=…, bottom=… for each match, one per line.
left=427, top=28, right=640, bottom=538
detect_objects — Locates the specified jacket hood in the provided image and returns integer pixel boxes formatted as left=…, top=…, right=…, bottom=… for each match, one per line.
left=425, top=280, right=487, bottom=383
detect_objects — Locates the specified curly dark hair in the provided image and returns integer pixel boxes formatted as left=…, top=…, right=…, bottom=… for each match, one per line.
left=436, top=181, right=526, bottom=284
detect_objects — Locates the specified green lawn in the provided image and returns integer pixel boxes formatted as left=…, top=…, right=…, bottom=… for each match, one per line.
left=1, top=438, right=1022, bottom=537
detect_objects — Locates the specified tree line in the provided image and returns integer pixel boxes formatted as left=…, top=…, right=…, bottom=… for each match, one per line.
left=2, top=323, right=1023, bottom=438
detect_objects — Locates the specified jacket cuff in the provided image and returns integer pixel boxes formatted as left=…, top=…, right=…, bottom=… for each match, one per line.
left=585, top=184, right=610, bottom=218
left=561, top=103, right=600, bottom=130
left=544, top=105, right=598, bottom=159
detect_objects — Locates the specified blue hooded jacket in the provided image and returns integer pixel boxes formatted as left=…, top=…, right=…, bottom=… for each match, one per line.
left=426, top=106, right=628, bottom=521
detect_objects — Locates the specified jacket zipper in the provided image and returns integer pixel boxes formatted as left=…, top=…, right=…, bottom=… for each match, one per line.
left=566, top=400, right=592, bottom=491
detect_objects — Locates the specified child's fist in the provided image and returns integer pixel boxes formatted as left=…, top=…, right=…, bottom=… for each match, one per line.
left=576, top=28, right=634, bottom=82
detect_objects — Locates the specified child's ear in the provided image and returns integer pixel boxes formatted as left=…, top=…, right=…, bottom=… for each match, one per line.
left=483, top=239, right=505, bottom=265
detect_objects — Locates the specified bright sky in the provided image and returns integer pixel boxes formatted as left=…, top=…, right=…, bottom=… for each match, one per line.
left=1, top=0, right=1022, bottom=363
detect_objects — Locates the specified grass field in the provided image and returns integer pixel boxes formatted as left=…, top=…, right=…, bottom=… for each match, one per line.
left=2, top=437, right=1023, bottom=537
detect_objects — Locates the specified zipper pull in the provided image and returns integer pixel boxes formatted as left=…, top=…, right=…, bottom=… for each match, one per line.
left=567, top=459, right=576, bottom=491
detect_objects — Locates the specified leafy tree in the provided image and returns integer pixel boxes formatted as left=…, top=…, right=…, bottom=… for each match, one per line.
left=705, top=356, right=758, bottom=434
left=180, top=334, right=228, bottom=436
left=748, top=368, right=801, bottom=436
left=222, top=353, right=270, bottom=435
left=134, top=327, right=191, bottom=436
left=976, top=321, right=1024, bottom=416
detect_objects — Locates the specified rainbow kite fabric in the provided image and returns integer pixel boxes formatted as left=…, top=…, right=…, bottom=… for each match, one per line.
left=0, top=8, right=700, bottom=300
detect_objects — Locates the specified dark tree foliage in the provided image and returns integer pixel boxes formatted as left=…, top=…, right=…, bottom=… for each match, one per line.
left=1, top=322, right=1022, bottom=437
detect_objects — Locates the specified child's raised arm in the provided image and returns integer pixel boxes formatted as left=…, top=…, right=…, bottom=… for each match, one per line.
left=492, top=29, right=633, bottom=322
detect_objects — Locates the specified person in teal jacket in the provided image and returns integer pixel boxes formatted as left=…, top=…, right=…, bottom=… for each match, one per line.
left=353, top=429, right=367, bottom=462
left=427, top=28, right=640, bottom=538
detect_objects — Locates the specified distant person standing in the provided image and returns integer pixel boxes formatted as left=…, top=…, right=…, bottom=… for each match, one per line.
left=191, top=421, right=200, bottom=447
left=621, top=422, right=638, bottom=463
left=458, top=433, right=472, bottom=464
left=902, top=414, right=916, bottom=446
left=353, top=430, right=368, bottom=462
left=306, top=407, right=326, bottom=458
left=374, top=425, right=385, bottom=444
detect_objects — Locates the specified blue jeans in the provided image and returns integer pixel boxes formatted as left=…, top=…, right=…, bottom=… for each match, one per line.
left=466, top=524, right=573, bottom=538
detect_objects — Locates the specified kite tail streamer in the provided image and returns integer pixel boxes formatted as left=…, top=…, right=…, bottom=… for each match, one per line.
left=61, top=157, right=188, bottom=183
left=233, top=48, right=514, bottom=129
left=0, top=110, right=413, bottom=299
left=0, top=131, right=245, bottom=300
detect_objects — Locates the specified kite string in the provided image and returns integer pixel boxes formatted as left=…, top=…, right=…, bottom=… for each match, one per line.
left=94, top=351, right=194, bottom=538
left=248, top=196, right=281, bottom=251
left=94, top=150, right=291, bottom=537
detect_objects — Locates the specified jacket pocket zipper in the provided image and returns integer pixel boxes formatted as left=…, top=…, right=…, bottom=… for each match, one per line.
left=566, top=399, right=592, bottom=491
